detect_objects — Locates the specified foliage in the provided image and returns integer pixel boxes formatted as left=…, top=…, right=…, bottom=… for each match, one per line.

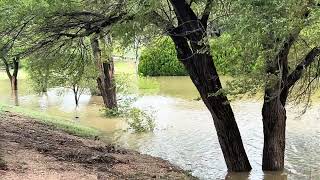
left=210, top=34, right=263, bottom=76
left=208, top=0, right=320, bottom=97
left=25, top=39, right=96, bottom=90
left=138, top=37, right=188, bottom=76
left=125, top=107, right=155, bottom=133
left=102, top=96, right=156, bottom=133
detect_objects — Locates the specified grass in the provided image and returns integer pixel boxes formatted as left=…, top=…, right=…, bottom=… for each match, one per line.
left=114, top=61, right=160, bottom=94
left=115, top=61, right=136, bottom=75
left=0, top=103, right=100, bottom=139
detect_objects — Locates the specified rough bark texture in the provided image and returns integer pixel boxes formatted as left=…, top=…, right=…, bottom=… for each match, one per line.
left=90, top=35, right=117, bottom=109
left=262, top=34, right=320, bottom=170
left=262, top=94, right=286, bottom=170
left=261, top=35, right=293, bottom=171
left=161, top=0, right=252, bottom=171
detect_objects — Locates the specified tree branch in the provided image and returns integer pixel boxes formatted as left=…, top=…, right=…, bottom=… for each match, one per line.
left=200, top=0, right=213, bottom=29
left=287, top=47, right=320, bottom=88
left=0, top=56, right=12, bottom=80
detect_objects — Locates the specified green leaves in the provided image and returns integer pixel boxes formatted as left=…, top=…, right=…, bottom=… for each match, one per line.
left=138, top=36, right=188, bottom=76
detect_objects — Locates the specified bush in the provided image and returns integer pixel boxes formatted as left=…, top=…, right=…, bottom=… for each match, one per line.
left=125, top=108, right=155, bottom=133
left=138, top=37, right=188, bottom=76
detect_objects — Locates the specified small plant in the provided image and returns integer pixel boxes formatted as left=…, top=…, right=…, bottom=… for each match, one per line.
left=102, top=107, right=121, bottom=117
left=125, top=107, right=155, bottom=133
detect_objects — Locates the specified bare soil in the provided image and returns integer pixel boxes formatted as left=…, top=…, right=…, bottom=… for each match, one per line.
left=0, top=111, right=194, bottom=180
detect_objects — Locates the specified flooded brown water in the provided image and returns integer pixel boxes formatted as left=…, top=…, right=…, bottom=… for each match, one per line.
left=0, top=76, right=319, bottom=180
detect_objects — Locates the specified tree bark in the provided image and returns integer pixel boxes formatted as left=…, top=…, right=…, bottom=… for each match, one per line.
left=90, top=35, right=117, bottom=109
left=10, top=57, right=19, bottom=91
left=162, top=0, right=251, bottom=171
left=10, top=76, right=18, bottom=91
left=175, top=39, right=251, bottom=171
left=262, top=96, right=286, bottom=170
left=262, top=45, right=320, bottom=170
left=261, top=35, right=295, bottom=171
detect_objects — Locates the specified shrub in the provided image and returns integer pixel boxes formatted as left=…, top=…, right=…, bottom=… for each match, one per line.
left=125, top=108, right=155, bottom=133
left=138, top=37, right=188, bottom=76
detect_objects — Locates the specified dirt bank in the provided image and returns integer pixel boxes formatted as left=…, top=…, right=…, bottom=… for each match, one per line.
left=0, top=111, right=195, bottom=180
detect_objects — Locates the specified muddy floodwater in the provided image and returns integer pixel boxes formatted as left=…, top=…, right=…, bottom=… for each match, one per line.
left=0, top=76, right=320, bottom=180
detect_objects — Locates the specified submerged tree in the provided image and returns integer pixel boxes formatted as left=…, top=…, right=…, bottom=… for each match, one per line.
left=27, top=0, right=131, bottom=109
left=0, top=0, right=33, bottom=91
left=90, top=34, right=117, bottom=109
left=219, top=0, right=320, bottom=170
left=129, top=0, right=252, bottom=171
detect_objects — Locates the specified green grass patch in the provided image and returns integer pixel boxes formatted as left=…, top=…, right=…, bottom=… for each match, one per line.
left=0, top=103, right=100, bottom=139
left=115, top=61, right=136, bottom=75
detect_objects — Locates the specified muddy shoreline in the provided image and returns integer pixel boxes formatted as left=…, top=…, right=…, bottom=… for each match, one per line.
left=0, top=111, right=195, bottom=179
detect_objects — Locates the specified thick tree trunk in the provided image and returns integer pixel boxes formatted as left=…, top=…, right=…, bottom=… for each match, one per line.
left=172, top=37, right=251, bottom=171
left=11, top=89, right=19, bottom=106
left=189, top=54, right=251, bottom=171
left=90, top=35, right=117, bottom=109
left=262, top=98, right=286, bottom=171
left=10, top=76, right=18, bottom=91
left=260, top=35, right=294, bottom=171
left=96, top=62, right=117, bottom=109
left=162, top=0, right=251, bottom=171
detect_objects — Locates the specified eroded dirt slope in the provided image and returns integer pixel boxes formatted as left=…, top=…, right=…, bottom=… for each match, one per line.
left=0, top=111, right=194, bottom=180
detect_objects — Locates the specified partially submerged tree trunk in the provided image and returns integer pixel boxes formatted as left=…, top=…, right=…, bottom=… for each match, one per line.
left=11, top=89, right=19, bottom=106
left=173, top=37, right=251, bottom=172
left=261, top=32, right=320, bottom=170
left=262, top=91, right=287, bottom=170
left=72, top=85, right=80, bottom=107
left=151, top=0, right=252, bottom=171
left=90, top=34, right=117, bottom=109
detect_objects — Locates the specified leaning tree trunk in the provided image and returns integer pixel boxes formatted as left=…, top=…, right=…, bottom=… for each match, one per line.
left=90, top=35, right=117, bottom=109
left=162, top=0, right=251, bottom=171
left=172, top=36, right=251, bottom=171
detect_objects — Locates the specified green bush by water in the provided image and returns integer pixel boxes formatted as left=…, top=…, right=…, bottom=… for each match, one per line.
left=138, top=37, right=187, bottom=76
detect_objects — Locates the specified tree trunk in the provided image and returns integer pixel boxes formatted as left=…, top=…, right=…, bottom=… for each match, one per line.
left=262, top=98, right=286, bottom=171
left=10, top=58, right=19, bottom=91
left=72, top=85, right=79, bottom=107
left=10, top=76, right=18, bottom=91
left=260, top=35, right=294, bottom=171
left=161, top=0, right=251, bottom=171
left=11, top=89, right=19, bottom=106
left=90, top=35, right=117, bottom=109
left=172, top=36, right=251, bottom=171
